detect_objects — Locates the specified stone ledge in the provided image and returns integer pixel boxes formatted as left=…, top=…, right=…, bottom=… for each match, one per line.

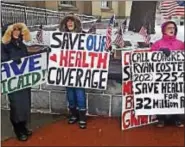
left=87, top=93, right=111, bottom=116
left=31, top=90, right=50, bottom=110
left=50, top=91, right=68, bottom=114
left=111, top=95, right=122, bottom=117
left=103, top=80, right=122, bottom=95
left=86, top=89, right=104, bottom=94
left=31, top=85, right=40, bottom=90
left=41, top=84, right=66, bottom=91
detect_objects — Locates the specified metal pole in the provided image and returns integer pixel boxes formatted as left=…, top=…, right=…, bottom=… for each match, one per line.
left=24, top=6, right=27, bottom=25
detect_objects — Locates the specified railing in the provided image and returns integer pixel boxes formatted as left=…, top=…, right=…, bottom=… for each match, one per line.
left=1, top=2, right=96, bottom=27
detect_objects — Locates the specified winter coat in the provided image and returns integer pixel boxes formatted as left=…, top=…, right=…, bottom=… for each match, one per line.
left=59, top=14, right=86, bottom=109
left=151, top=21, right=184, bottom=51
left=2, top=23, right=31, bottom=60
left=1, top=23, right=32, bottom=123
left=59, top=14, right=82, bottom=33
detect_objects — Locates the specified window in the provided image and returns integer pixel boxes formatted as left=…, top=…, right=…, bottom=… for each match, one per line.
left=60, top=1, right=76, bottom=6
left=101, top=1, right=112, bottom=9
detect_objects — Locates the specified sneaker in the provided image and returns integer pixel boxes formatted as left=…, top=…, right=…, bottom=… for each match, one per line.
left=68, top=116, right=78, bottom=124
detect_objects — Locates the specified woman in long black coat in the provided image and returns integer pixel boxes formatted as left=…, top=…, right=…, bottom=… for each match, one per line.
left=1, top=23, right=32, bottom=141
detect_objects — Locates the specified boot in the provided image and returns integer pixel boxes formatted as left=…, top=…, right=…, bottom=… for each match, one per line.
left=21, top=121, right=32, bottom=136
left=68, top=107, right=78, bottom=124
left=78, top=110, right=87, bottom=129
left=11, top=121, right=28, bottom=141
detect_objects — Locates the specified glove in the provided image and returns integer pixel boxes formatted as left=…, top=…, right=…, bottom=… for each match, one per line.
left=159, top=48, right=171, bottom=57
left=13, top=58, right=22, bottom=64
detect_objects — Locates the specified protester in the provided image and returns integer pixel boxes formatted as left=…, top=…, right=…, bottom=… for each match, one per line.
left=1, top=23, right=32, bottom=141
left=59, top=13, right=87, bottom=129
left=151, top=21, right=184, bottom=128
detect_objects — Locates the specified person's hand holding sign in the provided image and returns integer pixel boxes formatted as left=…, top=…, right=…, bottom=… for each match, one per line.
left=13, top=58, right=22, bottom=64
left=159, top=48, right=171, bottom=57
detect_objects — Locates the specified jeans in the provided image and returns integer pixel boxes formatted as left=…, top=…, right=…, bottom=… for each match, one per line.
left=66, top=88, right=86, bottom=110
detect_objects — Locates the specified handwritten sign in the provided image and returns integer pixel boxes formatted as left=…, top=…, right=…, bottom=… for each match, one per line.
left=132, top=51, right=185, bottom=115
left=47, top=32, right=110, bottom=90
left=122, top=50, right=157, bottom=130
left=1, top=52, right=47, bottom=94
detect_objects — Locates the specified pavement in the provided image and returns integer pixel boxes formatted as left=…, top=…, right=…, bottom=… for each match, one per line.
left=1, top=110, right=63, bottom=141
left=2, top=115, right=184, bottom=146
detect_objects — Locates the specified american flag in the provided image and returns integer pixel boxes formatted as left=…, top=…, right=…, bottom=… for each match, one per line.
left=88, top=23, right=96, bottom=34
left=139, top=26, right=151, bottom=44
left=36, top=24, right=43, bottom=43
left=105, top=15, right=115, bottom=50
left=113, top=25, right=124, bottom=48
left=114, top=19, right=127, bottom=35
left=160, top=0, right=185, bottom=19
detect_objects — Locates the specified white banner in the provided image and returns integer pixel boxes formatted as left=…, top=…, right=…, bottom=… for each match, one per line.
left=47, top=32, right=110, bottom=90
left=122, top=50, right=157, bottom=130
left=132, top=51, right=185, bottom=115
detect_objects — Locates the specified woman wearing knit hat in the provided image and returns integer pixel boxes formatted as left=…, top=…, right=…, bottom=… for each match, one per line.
left=151, top=21, right=184, bottom=128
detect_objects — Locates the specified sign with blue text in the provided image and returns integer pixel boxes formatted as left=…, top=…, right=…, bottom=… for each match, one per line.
left=1, top=52, right=47, bottom=95
left=48, top=32, right=110, bottom=90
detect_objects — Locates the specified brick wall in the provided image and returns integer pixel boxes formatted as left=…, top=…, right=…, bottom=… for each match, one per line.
left=1, top=80, right=122, bottom=117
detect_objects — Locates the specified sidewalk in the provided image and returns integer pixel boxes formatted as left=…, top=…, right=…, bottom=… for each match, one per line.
left=1, top=110, right=62, bottom=141
left=2, top=113, right=184, bottom=146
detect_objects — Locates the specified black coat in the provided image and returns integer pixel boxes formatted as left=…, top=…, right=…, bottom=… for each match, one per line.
left=1, top=43, right=9, bottom=62
left=2, top=39, right=31, bottom=123
left=5, top=38, right=28, bottom=60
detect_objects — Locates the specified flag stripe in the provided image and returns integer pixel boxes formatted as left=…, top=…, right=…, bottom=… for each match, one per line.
left=113, top=25, right=124, bottom=48
left=139, top=26, right=150, bottom=44
left=105, top=15, right=115, bottom=50
left=160, top=0, right=184, bottom=19
left=36, top=28, right=43, bottom=43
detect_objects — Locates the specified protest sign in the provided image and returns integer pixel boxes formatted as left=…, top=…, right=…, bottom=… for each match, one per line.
left=122, top=50, right=157, bottom=130
left=132, top=51, right=185, bottom=115
left=1, top=52, right=47, bottom=95
left=48, top=32, right=110, bottom=90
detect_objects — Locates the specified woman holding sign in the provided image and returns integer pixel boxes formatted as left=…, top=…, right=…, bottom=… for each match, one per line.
left=1, top=23, right=33, bottom=141
left=59, top=13, right=87, bottom=129
left=151, top=21, right=184, bottom=128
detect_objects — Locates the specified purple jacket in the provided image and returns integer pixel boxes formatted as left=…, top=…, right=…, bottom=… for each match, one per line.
left=151, top=21, right=184, bottom=51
